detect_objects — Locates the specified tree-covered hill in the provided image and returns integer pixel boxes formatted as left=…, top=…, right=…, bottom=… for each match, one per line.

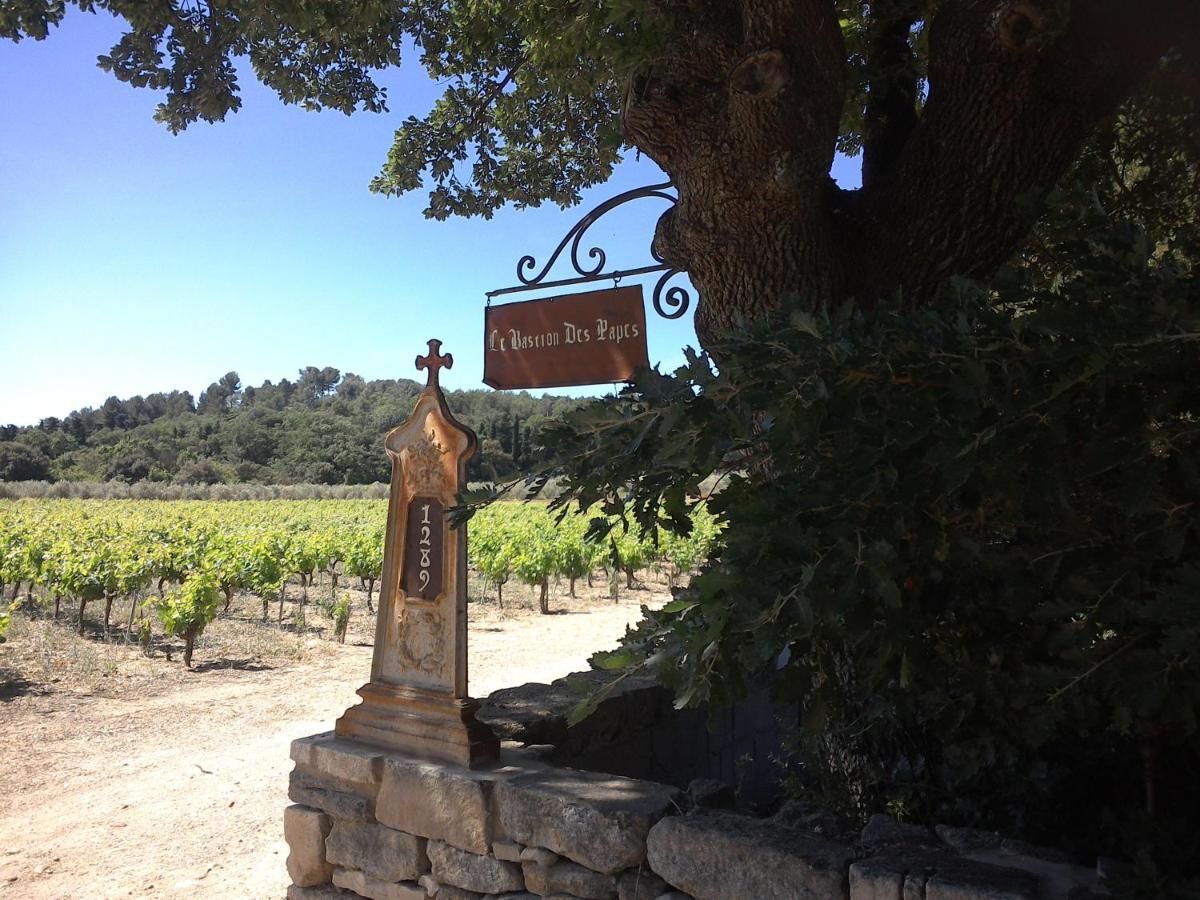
left=0, top=367, right=580, bottom=485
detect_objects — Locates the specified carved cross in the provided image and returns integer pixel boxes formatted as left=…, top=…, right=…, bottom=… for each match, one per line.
left=415, top=339, right=453, bottom=390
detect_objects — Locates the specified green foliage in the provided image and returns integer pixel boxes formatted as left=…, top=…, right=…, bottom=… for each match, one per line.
left=504, top=506, right=558, bottom=614
left=156, top=572, right=222, bottom=667
left=545, top=208, right=1200, bottom=878
left=1, top=367, right=582, bottom=488
left=331, top=592, right=351, bottom=644
left=0, top=442, right=50, bottom=481
left=0, top=1, right=679, bottom=218
left=343, top=528, right=384, bottom=607
left=1, top=496, right=707, bottom=633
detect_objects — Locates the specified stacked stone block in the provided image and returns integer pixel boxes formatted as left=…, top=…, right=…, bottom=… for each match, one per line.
left=286, top=733, right=685, bottom=900
left=286, top=733, right=1107, bottom=900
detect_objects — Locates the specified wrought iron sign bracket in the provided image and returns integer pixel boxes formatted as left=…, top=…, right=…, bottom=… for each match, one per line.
left=485, top=180, right=692, bottom=320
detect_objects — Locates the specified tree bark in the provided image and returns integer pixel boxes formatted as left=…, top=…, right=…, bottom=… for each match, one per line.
left=125, top=593, right=139, bottom=638
left=183, top=627, right=197, bottom=668
left=623, top=0, right=1195, bottom=340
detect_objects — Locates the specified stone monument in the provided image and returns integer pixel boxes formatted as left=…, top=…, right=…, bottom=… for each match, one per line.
left=336, top=339, right=499, bottom=768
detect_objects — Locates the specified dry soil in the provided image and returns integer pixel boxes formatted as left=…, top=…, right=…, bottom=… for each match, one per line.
left=0, top=579, right=667, bottom=900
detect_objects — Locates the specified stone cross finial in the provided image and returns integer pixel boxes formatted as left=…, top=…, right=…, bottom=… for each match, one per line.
left=416, top=339, right=453, bottom=390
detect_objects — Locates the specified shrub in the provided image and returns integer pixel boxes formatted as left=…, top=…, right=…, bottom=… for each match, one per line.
left=544, top=215, right=1200, bottom=886
left=331, top=592, right=351, bottom=644
left=156, top=572, right=222, bottom=668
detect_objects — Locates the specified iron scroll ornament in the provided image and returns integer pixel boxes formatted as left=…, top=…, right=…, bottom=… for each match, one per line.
left=485, top=181, right=693, bottom=321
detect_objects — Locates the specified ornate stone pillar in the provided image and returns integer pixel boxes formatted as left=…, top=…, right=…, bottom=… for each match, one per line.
left=336, top=340, right=499, bottom=768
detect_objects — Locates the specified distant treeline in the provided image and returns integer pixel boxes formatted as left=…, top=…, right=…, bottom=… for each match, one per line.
left=0, top=367, right=582, bottom=485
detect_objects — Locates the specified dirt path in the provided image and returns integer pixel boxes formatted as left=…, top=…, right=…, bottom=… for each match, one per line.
left=0, top=589, right=663, bottom=900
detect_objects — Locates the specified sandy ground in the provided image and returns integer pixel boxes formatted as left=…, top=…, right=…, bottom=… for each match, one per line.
left=0, top=578, right=667, bottom=900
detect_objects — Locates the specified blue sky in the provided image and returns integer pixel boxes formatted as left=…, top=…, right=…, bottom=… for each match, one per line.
left=1, top=9, right=860, bottom=426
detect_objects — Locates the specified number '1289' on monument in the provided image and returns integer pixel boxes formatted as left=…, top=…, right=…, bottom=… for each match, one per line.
left=403, top=497, right=444, bottom=602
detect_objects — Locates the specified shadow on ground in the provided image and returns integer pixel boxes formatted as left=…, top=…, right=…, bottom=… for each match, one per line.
left=0, top=668, right=46, bottom=701
left=190, top=659, right=275, bottom=674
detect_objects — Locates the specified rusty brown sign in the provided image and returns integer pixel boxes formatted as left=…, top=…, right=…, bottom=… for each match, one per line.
left=483, top=285, right=650, bottom=390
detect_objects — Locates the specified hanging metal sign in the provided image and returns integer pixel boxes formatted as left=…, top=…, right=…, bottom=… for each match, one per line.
left=483, top=285, right=649, bottom=390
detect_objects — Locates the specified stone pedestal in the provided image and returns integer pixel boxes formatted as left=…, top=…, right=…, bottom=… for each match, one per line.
left=337, top=684, right=499, bottom=770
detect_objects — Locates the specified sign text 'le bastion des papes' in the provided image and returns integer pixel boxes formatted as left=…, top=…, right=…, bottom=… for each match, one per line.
left=335, top=339, right=500, bottom=768
left=483, top=285, right=649, bottom=390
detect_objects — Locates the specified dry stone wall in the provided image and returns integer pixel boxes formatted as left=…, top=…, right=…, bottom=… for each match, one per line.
left=285, top=733, right=1108, bottom=900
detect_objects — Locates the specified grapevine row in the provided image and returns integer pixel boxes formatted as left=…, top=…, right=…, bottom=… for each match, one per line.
left=0, top=499, right=718, bottom=665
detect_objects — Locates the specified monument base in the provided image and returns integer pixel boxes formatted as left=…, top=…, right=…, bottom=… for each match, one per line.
left=335, top=682, right=500, bottom=769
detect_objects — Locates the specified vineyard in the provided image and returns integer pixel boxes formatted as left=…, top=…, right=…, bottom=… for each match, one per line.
left=0, top=499, right=718, bottom=667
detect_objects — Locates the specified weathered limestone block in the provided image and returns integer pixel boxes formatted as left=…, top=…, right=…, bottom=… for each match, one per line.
left=646, top=812, right=853, bottom=900
left=285, top=804, right=334, bottom=888
left=493, top=841, right=525, bottom=862
left=290, top=768, right=374, bottom=822
left=325, top=819, right=429, bottom=882
left=293, top=733, right=387, bottom=788
left=523, top=859, right=619, bottom=900
left=961, top=846, right=1103, bottom=899
left=286, top=884, right=345, bottom=899
left=850, top=859, right=903, bottom=900
left=617, top=866, right=671, bottom=900
left=376, top=757, right=501, bottom=854
left=332, top=867, right=425, bottom=900
left=935, top=827, right=1099, bottom=899
left=685, top=779, right=735, bottom=811
left=770, top=799, right=851, bottom=841
left=523, top=859, right=618, bottom=899
left=431, top=884, right=484, bottom=900
left=924, top=857, right=1040, bottom=900
left=849, top=854, right=942, bottom=900
left=861, top=815, right=936, bottom=850
left=935, top=827, right=1002, bottom=853
left=497, top=769, right=681, bottom=874
left=428, top=840, right=525, bottom=894
left=520, top=847, right=560, bottom=867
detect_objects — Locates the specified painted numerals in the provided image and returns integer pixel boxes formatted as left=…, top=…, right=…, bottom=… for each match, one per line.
left=403, top=497, right=444, bottom=601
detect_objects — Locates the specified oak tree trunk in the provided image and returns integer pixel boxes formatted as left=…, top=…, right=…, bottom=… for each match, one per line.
left=620, top=0, right=1194, bottom=343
